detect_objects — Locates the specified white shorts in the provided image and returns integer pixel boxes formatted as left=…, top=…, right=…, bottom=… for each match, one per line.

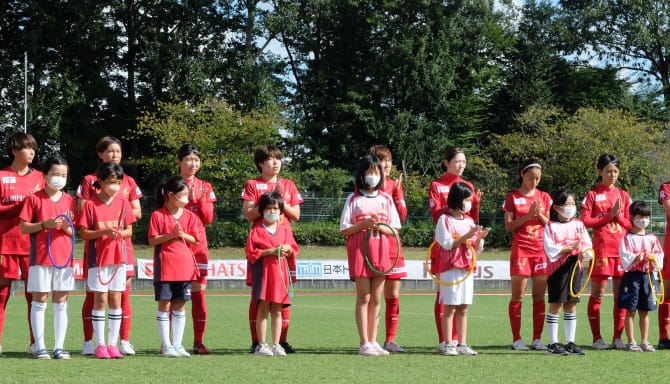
left=438, top=269, right=474, bottom=306
left=27, top=265, right=75, bottom=293
left=87, top=264, right=127, bottom=292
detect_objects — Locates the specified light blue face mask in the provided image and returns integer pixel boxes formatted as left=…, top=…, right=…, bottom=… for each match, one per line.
left=265, top=213, right=281, bottom=223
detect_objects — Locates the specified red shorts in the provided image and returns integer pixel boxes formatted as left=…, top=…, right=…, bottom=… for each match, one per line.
left=0, top=254, right=29, bottom=280
left=510, top=256, right=547, bottom=277
left=591, top=256, right=624, bottom=282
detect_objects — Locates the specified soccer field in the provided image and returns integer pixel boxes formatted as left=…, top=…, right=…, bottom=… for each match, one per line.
left=0, top=292, right=663, bottom=383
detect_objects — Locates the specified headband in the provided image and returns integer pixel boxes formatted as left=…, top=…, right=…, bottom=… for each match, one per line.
left=521, top=163, right=542, bottom=173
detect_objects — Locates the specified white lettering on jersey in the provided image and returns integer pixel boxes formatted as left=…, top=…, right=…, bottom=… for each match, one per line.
left=514, top=198, right=527, bottom=205
left=437, top=185, right=450, bottom=193
left=2, top=176, right=16, bottom=184
left=256, top=183, right=269, bottom=191
left=595, top=194, right=606, bottom=202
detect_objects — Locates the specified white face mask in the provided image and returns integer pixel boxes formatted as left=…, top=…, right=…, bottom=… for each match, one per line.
left=48, top=176, right=67, bottom=191
left=634, top=217, right=650, bottom=229
left=561, top=206, right=576, bottom=220
left=364, top=175, right=380, bottom=188
left=462, top=201, right=472, bottom=213
left=265, top=213, right=281, bottom=223
left=175, top=195, right=189, bottom=206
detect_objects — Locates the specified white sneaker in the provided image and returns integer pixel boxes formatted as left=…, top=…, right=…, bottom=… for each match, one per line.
left=271, top=343, right=287, bottom=356
left=82, top=340, right=95, bottom=356
left=119, top=341, right=136, bottom=355
left=358, top=343, right=379, bottom=356
left=371, top=342, right=390, bottom=356
left=512, top=339, right=530, bottom=351
left=532, top=339, right=547, bottom=350
left=438, top=341, right=448, bottom=353
left=613, top=338, right=625, bottom=350
left=174, top=345, right=191, bottom=358
left=383, top=341, right=405, bottom=353
left=161, top=345, right=179, bottom=358
left=443, top=344, right=458, bottom=356
left=457, top=344, right=478, bottom=355
left=592, top=338, right=610, bottom=350
left=254, top=343, right=274, bottom=356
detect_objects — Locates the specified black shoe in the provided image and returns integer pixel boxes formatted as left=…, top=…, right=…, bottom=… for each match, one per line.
left=546, top=343, right=568, bottom=356
left=658, top=339, right=670, bottom=350
left=250, top=342, right=259, bottom=354
left=564, top=342, right=585, bottom=355
left=279, top=341, right=295, bottom=353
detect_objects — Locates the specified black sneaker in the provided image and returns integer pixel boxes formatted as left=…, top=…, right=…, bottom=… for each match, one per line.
left=279, top=341, right=295, bottom=353
left=658, top=339, right=670, bottom=350
left=546, top=343, right=568, bottom=356
left=249, top=342, right=259, bottom=354
left=564, top=342, right=586, bottom=355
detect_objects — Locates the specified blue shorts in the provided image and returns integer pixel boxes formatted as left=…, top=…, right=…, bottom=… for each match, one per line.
left=153, top=281, right=192, bottom=302
left=618, top=271, right=656, bottom=312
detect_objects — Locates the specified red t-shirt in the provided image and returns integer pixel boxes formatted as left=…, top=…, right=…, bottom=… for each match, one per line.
left=19, top=190, right=77, bottom=266
left=148, top=207, right=203, bottom=282
left=502, top=189, right=552, bottom=259
left=428, top=173, right=479, bottom=224
left=78, top=196, right=136, bottom=267
left=581, top=184, right=632, bottom=258
left=240, top=177, right=303, bottom=228
left=0, top=166, right=45, bottom=255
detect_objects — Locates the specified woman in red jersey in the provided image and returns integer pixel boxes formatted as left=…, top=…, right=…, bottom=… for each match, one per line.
left=503, top=159, right=551, bottom=351
left=177, top=144, right=216, bottom=354
left=581, top=154, right=632, bottom=350
left=427, top=147, right=481, bottom=352
left=77, top=136, right=143, bottom=356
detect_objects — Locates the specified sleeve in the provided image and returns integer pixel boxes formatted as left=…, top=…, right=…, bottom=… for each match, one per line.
left=652, top=235, right=664, bottom=271
left=435, top=215, right=455, bottom=251
left=391, top=181, right=408, bottom=222
left=467, top=180, right=480, bottom=223
left=580, top=191, right=612, bottom=229
left=245, top=227, right=264, bottom=264
left=240, top=180, right=256, bottom=202
left=196, top=180, right=215, bottom=225
left=501, top=193, right=514, bottom=215
left=148, top=211, right=161, bottom=238
left=76, top=176, right=94, bottom=200
left=387, top=196, right=401, bottom=229
left=284, top=180, right=304, bottom=206
left=126, top=176, right=144, bottom=201
left=615, top=190, right=633, bottom=231
left=619, top=235, right=636, bottom=272
left=578, top=221, right=593, bottom=251
left=339, top=194, right=355, bottom=232
left=190, top=213, right=206, bottom=243
left=658, top=182, right=670, bottom=205
left=18, top=194, right=36, bottom=223
left=543, top=223, right=563, bottom=262
left=78, top=201, right=92, bottom=229
left=428, top=181, right=442, bottom=224
left=122, top=200, right=137, bottom=227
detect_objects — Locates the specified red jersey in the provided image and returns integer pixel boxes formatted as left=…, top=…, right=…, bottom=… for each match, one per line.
left=148, top=207, right=203, bottom=282
left=0, top=166, right=45, bottom=255
left=246, top=220, right=299, bottom=305
left=240, top=176, right=303, bottom=228
left=379, top=177, right=407, bottom=222
left=658, top=181, right=670, bottom=269
left=581, top=184, right=632, bottom=258
left=78, top=196, right=136, bottom=267
left=19, top=190, right=77, bottom=267
left=184, top=176, right=215, bottom=258
left=428, top=173, right=479, bottom=224
left=502, top=189, right=552, bottom=259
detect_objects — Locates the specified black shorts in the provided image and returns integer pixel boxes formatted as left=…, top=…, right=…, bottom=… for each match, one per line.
left=618, top=271, right=656, bottom=312
left=154, top=281, right=192, bottom=302
left=547, top=257, right=581, bottom=304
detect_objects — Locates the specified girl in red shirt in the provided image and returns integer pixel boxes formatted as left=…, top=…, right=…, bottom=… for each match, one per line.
left=581, top=154, right=632, bottom=350
left=177, top=144, right=216, bottom=354
left=503, top=159, right=551, bottom=351
left=149, top=176, right=203, bottom=358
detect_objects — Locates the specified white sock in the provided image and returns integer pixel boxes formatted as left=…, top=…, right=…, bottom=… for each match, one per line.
left=172, top=310, right=186, bottom=346
left=156, top=311, right=171, bottom=347
left=546, top=312, right=559, bottom=345
left=107, top=308, right=122, bottom=346
left=30, top=301, right=47, bottom=350
left=92, top=310, right=106, bottom=346
left=53, top=302, right=68, bottom=350
left=564, top=312, right=577, bottom=343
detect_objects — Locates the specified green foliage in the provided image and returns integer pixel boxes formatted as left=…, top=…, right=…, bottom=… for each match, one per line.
left=129, top=99, right=284, bottom=216
left=491, top=106, right=670, bottom=199
left=292, top=221, right=346, bottom=246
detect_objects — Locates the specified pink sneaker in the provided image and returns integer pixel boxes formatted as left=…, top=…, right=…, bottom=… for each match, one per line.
left=107, top=345, right=124, bottom=359
left=95, top=345, right=111, bottom=359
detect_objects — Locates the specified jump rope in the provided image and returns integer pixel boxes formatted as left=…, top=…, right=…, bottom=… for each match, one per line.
left=363, top=222, right=400, bottom=275
left=47, top=214, right=76, bottom=269
left=424, top=240, right=477, bottom=287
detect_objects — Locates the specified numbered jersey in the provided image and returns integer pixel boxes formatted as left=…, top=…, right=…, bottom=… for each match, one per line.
left=581, top=184, right=632, bottom=258
left=502, top=189, right=552, bottom=259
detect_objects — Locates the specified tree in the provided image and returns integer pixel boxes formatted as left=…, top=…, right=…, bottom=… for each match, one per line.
left=131, top=99, right=284, bottom=217
left=558, top=0, right=670, bottom=108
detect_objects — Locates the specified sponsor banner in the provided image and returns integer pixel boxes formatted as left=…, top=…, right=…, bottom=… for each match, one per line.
left=135, top=259, right=511, bottom=281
